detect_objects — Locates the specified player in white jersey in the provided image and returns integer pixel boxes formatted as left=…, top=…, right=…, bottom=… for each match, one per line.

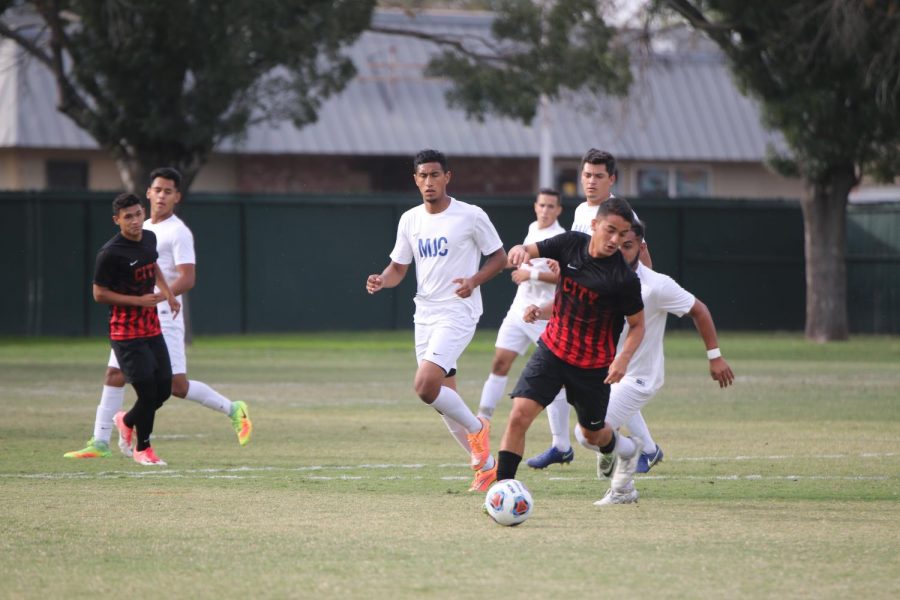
left=590, top=220, right=734, bottom=505
left=366, top=149, right=507, bottom=492
left=476, top=189, right=568, bottom=459
left=65, top=168, right=252, bottom=459
left=526, top=148, right=656, bottom=469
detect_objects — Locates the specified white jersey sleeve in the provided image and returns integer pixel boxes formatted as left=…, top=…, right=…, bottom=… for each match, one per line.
left=389, top=210, right=415, bottom=265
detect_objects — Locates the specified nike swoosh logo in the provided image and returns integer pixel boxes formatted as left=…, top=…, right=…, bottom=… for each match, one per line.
left=590, top=420, right=604, bottom=426
left=567, top=263, right=578, bottom=270
left=130, top=260, right=139, bottom=266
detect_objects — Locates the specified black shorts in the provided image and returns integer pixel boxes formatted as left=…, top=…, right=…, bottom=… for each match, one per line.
left=511, top=341, right=611, bottom=431
left=111, top=334, right=172, bottom=384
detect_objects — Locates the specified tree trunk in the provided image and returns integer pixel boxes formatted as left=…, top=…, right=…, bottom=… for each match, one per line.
left=800, top=163, right=856, bottom=342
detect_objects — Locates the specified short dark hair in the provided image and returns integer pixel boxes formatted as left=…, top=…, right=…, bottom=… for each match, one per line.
left=112, top=193, right=143, bottom=215
left=630, top=219, right=645, bottom=239
left=413, top=149, right=448, bottom=172
left=596, top=196, right=634, bottom=223
left=148, top=167, right=182, bottom=190
left=580, top=148, right=617, bottom=178
left=537, top=187, right=562, bottom=206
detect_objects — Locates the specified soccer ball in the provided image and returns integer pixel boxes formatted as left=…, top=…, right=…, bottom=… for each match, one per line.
left=484, top=479, right=533, bottom=526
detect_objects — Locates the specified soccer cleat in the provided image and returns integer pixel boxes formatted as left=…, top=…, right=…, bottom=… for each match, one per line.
left=113, top=411, right=134, bottom=457
left=593, top=484, right=639, bottom=506
left=636, top=445, right=664, bottom=474
left=466, top=416, right=491, bottom=471
left=526, top=446, right=574, bottom=469
left=611, top=436, right=642, bottom=493
left=468, top=464, right=498, bottom=492
left=63, top=438, right=112, bottom=459
left=133, top=446, right=167, bottom=466
left=597, top=451, right=616, bottom=479
left=229, top=401, right=253, bottom=446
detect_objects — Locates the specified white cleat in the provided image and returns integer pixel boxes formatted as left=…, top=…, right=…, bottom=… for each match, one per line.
left=594, top=486, right=639, bottom=506
left=598, top=451, right=616, bottom=479
left=610, top=436, right=641, bottom=493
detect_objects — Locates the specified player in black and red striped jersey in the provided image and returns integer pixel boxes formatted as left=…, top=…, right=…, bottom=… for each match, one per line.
left=93, top=193, right=180, bottom=466
left=494, top=196, right=646, bottom=502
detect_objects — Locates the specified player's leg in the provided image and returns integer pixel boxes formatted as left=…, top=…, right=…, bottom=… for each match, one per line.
left=163, top=313, right=252, bottom=445
left=111, top=339, right=163, bottom=464
left=625, top=411, right=664, bottom=473
left=525, top=390, right=574, bottom=469
left=63, top=351, right=126, bottom=458
left=497, top=344, right=563, bottom=481
left=477, top=310, right=532, bottom=420
left=132, top=335, right=172, bottom=466
left=414, top=318, right=491, bottom=473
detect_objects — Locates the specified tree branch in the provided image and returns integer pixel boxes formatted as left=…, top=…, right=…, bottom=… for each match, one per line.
left=368, top=24, right=505, bottom=64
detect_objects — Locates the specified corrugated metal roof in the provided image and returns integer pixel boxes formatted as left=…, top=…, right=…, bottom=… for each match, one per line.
left=0, top=8, right=786, bottom=162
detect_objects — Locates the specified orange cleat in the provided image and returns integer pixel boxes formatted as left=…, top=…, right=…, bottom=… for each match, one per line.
left=112, top=411, right=133, bottom=457
left=466, top=416, right=491, bottom=471
left=468, top=463, right=498, bottom=492
left=133, top=446, right=167, bottom=466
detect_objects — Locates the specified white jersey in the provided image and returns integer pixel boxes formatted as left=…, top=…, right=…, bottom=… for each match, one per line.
left=390, top=197, right=503, bottom=319
left=510, top=220, right=565, bottom=313
left=618, top=262, right=695, bottom=393
left=143, top=214, right=195, bottom=303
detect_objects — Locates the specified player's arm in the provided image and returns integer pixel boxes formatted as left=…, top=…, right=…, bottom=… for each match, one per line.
left=167, top=263, right=196, bottom=296
left=154, top=263, right=181, bottom=318
left=93, top=285, right=163, bottom=308
left=523, top=300, right=554, bottom=323
left=507, top=243, right=540, bottom=267
left=366, top=261, right=409, bottom=294
left=605, top=310, right=644, bottom=384
left=511, top=263, right=560, bottom=285
left=688, top=298, right=735, bottom=388
left=454, top=247, right=508, bottom=298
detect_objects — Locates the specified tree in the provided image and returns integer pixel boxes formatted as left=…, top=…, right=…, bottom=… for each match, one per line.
left=657, top=0, right=900, bottom=341
left=0, top=0, right=632, bottom=192
left=0, top=0, right=376, bottom=191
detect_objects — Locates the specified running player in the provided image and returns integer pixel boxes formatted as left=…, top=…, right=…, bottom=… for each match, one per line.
left=592, top=220, right=735, bottom=505
left=94, top=193, right=179, bottom=465
left=526, top=148, right=659, bottom=471
left=65, top=168, right=251, bottom=459
left=366, top=149, right=507, bottom=493
left=496, top=197, right=646, bottom=500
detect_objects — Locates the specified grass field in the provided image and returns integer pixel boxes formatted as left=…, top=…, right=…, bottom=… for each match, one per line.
left=2, top=331, right=899, bottom=599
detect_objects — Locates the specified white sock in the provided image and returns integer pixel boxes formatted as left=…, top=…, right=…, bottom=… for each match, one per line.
left=94, top=385, right=125, bottom=444
left=431, top=386, right=481, bottom=434
left=546, top=391, right=571, bottom=451
left=480, top=454, right=496, bottom=472
left=615, top=433, right=637, bottom=457
left=574, top=425, right=600, bottom=452
left=477, top=373, right=507, bottom=419
left=184, top=380, right=233, bottom=415
left=626, top=411, right=656, bottom=454
left=440, top=413, right=472, bottom=453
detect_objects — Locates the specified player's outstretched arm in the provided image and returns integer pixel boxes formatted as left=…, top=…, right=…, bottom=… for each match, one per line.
left=605, top=310, right=644, bottom=384
left=688, top=298, right=735, bottom=388
left=507, top=243, right=540, bottom=267
left=366, top=261, right=409, bottom=295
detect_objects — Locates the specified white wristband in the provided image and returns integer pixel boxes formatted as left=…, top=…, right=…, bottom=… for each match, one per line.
left=530, top=269, right=540, bottom=281
left=707, top=348, right=722, bottom=360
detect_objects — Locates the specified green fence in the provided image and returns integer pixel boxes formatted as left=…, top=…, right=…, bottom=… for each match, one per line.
left=2, top=191, right=897, bottom=336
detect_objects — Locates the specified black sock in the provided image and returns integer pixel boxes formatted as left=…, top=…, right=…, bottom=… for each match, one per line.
left=496, top=450, right=522, bottom=481
left=599, top=431, right=617, bottom=455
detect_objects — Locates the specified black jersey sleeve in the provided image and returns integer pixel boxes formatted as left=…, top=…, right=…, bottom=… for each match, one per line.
left=93, top=249, right=117, bottom=289
left=620, top=269, right=644, bottom=316
left=536, top=230, right=576, bottom=262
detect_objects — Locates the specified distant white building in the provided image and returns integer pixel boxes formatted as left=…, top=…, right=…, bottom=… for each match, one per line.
left=0, top=8, right=808, bottom=199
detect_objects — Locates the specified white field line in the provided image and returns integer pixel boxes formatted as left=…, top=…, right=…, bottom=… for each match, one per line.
left=2, top=451, right=896, bottom=481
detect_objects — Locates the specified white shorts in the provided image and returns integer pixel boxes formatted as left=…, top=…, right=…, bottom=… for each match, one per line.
left=414, top=310, right=477, bottom=375
left=604, top=377, right=656, bottom=430
left=494, top=306, right=548, bottom=355
left=108, top=305, right=186, bottom=375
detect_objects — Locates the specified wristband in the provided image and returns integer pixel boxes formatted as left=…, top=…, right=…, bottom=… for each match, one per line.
left=530, top=269, right=540, bottom=281
left=706, top=348, right=722, bottom=360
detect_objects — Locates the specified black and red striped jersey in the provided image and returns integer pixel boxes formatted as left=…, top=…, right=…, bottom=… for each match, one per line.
left=536, top=231, right=643, bottom=369
left=93, top=231, right=161, bottom=340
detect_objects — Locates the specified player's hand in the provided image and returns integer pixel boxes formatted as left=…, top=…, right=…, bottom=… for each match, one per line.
left=522, top=304, right=542, bottom=323
left=546, top=259, right=560, bottom=275
left=453, top=277, right=475, bottom=298
left=507, top=245, right=531, bottom=267
left=137, top=293, right=164, bottom=307
left=710, top=357, right=735, bottom=388
left=366, top=274, right=384, bottom=294
left=604, top=356, right=629, bottom=384
left=510, top=268, right=531, bottom=284
left=168, top=297, right=181, bottom=319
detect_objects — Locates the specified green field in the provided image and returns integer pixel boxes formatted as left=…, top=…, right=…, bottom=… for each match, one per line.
left=2, top=331, right=899, bottom=599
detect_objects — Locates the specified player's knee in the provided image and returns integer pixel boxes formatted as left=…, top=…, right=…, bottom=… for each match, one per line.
left=490, top=355, right=513, bottom=376
left=170, top=377, right=189, bottom=398
left=104, top=368, right=125, bottom=387
left=413, top=378, right=440, bottom=404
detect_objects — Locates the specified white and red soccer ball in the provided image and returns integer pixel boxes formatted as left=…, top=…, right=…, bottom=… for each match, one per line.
left=485, top=479, right=533, bottom=526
